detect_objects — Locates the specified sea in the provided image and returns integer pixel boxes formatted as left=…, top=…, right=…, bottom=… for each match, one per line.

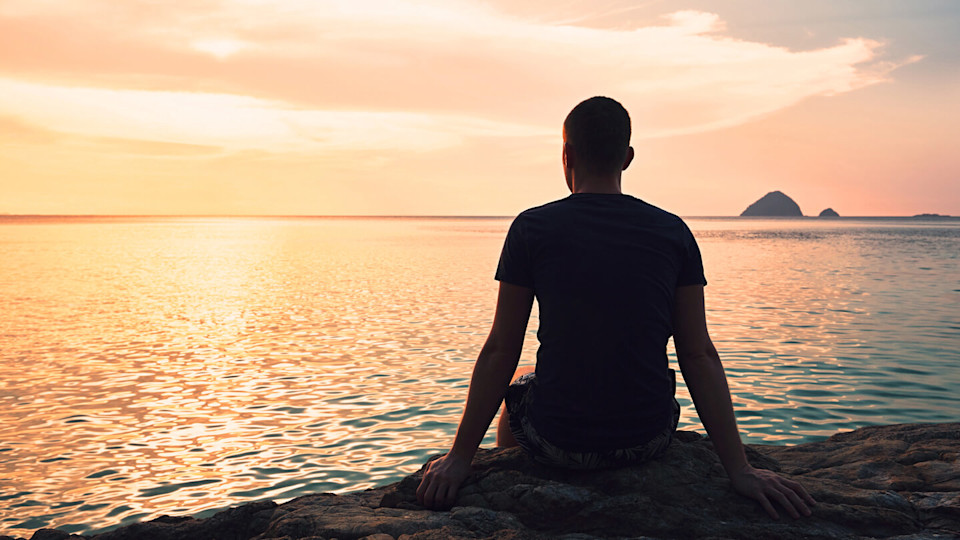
left=1, top=215, right=957, bottom=536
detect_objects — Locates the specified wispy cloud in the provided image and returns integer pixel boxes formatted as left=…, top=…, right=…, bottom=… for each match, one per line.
left=0, top=0, right=914, bottom=151
left=0, top=78, right=548, bottom=153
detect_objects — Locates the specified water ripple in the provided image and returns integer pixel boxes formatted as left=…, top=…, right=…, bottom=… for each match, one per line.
left=0, top=217, right=957, bottom=535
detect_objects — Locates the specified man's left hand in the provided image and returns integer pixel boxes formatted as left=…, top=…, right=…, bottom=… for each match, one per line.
left=730, top=464, right=816, bottom=519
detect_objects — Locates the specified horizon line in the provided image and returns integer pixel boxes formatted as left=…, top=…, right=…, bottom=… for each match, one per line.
left=0, top=213, right=956, bottom=220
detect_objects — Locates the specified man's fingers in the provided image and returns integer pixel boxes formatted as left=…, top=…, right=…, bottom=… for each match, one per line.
left=415, top=476, right=428, bottom=505
left=778, top=483, right=811, bottom=517
left=421, top=480, right=439, bottom=509
left=786, top=479, right=817, bottom=506
left=442, top=483, right=459, bottom=508
left=420, top=480, right=457, bottom=510
left=734, top=467, right=814, bottom=520
left=767, top=486, right=799, bottom=519
left=416, top=462, right=435, bottom=505
left=756, top=492, right=779, bottom=520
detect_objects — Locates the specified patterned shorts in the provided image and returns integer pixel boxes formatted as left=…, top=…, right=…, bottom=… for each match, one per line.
left=504, top=371, right=681, bottom=470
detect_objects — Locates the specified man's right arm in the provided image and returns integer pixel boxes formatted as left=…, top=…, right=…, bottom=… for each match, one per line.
left=672, top=285, right=815, bottom=520
left=415, top=281, right=534, bottom=509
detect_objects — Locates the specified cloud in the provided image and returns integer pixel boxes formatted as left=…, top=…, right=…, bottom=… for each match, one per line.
left=87, top=138, right=225, bottom=156
left=0, top=1, right=913, bottom=151
left=190, top=39, right=254, bottom=60
left=0, top=78, right=548, bottom=153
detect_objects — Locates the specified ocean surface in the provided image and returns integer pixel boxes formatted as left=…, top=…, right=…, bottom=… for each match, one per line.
left=1, top=215, right=958, bottom=535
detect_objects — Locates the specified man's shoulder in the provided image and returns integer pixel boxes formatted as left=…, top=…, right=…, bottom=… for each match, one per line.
left=508, top=200, right=570, bottom=233
left=513, top=195, right=691, bottom=232
left=630, top=198, right=686, bottom=223
left=516, top=198, right=571, bottom=218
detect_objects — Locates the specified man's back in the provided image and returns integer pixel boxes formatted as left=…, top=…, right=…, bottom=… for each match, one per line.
left=416, top=97, right=814, bottom=520
left=495, top=193, right=706, bottom=451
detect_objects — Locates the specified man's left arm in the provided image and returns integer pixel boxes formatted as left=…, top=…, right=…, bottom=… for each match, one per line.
left=416, top=281, right=534, bottom=509
left=673, top=285, right=815, bottom=519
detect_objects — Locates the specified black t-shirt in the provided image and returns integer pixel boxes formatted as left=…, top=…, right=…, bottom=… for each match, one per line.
left=495, top=193, right=707, bottom=452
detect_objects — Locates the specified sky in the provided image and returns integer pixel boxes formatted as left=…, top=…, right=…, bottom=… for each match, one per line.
left=0, top=0, right=957, bottom=216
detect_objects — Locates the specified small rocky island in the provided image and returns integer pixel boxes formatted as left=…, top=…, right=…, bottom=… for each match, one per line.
left=9, top=423, right=959, bottom=540
left=740, top=191, right=804, bottom=217
left=912, top=213, right=955, bottom=219
left=819, top=208, right=840, bottom=217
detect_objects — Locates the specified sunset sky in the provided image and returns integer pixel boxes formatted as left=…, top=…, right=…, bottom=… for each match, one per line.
left=1, top=0, right=957, bottom=216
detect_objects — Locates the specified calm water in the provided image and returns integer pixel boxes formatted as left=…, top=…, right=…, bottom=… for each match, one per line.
left=1, top=215, right=958, bottom=535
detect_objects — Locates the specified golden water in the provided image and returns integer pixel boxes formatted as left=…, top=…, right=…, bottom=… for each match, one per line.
left=1, top=216, right=957, bottom=535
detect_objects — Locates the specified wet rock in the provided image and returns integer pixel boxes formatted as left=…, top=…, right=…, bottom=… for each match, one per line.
left=19, top=423, right=960, bottom=540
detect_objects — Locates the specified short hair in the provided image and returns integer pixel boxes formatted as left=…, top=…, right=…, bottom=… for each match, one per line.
left=563, top=96, right=631, bottom=175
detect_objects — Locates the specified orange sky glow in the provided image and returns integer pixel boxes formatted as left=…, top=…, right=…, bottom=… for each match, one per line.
left=1, top=0, right=957, bottom=216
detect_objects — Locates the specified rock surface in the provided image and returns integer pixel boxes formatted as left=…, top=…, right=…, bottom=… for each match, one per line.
left=740, top=191, right=804, bottom=217
left=819, top=208, right=840, bottom=217
left=7, top=423, right=959, bottom=540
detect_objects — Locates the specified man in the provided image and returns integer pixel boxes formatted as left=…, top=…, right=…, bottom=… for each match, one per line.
left=416, top=96, right=814, bottom=520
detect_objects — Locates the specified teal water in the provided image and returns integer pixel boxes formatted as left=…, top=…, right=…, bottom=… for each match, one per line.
left=0, top=216, right=957, bottom=535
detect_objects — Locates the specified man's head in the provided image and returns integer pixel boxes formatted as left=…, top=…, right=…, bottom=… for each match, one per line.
left=562, top=97, right=633, bottom=189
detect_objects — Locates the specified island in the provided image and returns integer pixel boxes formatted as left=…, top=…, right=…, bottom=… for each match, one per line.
left=912, top=213, right=955, bottom=219
left=740, top=191, right=803, bottom=217
left=819, top=208, right=840, bottom=217
left=11, top=423, right=959, bottom=540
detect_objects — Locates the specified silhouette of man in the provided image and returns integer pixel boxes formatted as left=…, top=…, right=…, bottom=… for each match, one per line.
left=417, top=96, right=814, bottom=519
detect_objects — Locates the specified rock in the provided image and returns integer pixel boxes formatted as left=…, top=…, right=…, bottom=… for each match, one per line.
left=28, top=531, right=84, bottom=540
left=19, top=423, right=960, bottom=540
left=93, top=500, right=277, bottom=540
left=819, top=208, right=840, bottom=217
left=740, top=191, right=804, bottom=217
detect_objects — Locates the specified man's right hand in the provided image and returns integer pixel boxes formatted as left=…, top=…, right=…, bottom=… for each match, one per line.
left=729, top=464, right=816, bottom=519
left=416, top=452, right=472, bottom=509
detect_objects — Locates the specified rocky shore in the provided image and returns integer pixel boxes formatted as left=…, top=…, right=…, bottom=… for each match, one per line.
left=6, top=423, right=959, bottom=540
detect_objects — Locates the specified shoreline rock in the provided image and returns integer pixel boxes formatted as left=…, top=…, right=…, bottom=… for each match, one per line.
left=7, top=423, right=959, bottom=540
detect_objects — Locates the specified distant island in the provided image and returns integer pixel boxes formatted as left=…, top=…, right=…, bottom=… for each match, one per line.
left=737, top=193, right=954, bottom=218
left=739, top=191, right=803, bottom=217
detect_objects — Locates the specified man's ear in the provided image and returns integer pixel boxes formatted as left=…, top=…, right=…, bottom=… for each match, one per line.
left=563, top=142, right=575, bottom=171
left=622, top=146, right=635, bottom=171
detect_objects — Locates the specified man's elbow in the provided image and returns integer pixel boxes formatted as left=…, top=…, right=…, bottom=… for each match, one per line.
left=676, top=341, right=720, bottom=370
left=477, top=339, right=521, bottom=368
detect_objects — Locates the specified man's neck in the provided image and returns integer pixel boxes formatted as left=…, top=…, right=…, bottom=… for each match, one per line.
left=570, top=175, right=622, bottom=194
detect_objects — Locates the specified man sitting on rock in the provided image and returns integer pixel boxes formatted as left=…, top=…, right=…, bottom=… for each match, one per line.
left=417, top=96, right=815, bottom=520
